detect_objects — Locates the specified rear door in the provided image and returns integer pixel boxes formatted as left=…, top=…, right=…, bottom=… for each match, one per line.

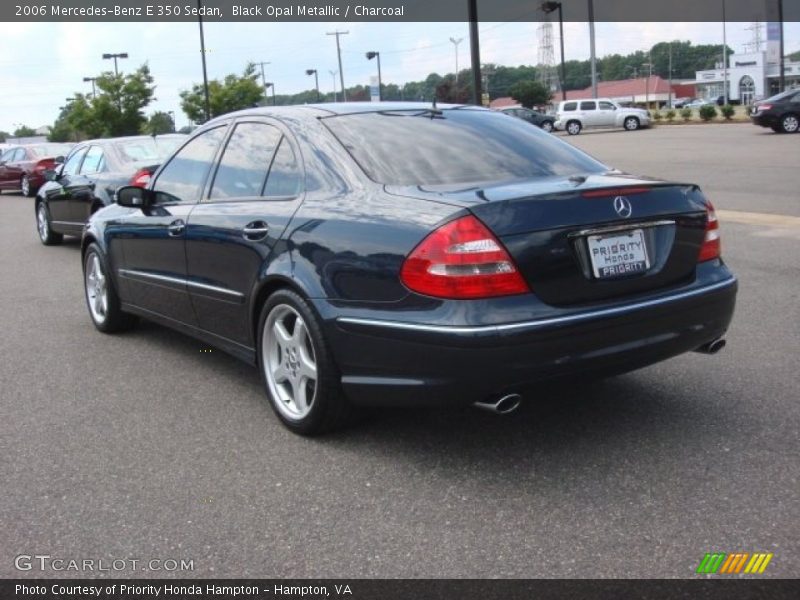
left=184, top=119, right=305, bottom=346
left=118, top=126, right=228, bottom=324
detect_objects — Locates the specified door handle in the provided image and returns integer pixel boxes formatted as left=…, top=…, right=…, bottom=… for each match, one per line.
left=242, top=221, right=269, bottom=241
left=168, top=219, right=185, bottom=237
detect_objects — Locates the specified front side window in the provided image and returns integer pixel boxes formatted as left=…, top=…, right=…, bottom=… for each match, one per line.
left=62, top=147, right=88, bottom=176
left=210, top=122, right=281, bottom=200
left=153, top=127, right=226, bottom=204
left=322, top=109, right=607, bottom=186
left=80, top=146, right=105, bottom=174
left=580, top=101, right=597, bottom=111
left=599, top=101, right=615, bottom=110
left=0, top=149, right=15, bottom=163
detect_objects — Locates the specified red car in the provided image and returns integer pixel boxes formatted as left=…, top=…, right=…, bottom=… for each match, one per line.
left=0, top=143, right=73, bottom=197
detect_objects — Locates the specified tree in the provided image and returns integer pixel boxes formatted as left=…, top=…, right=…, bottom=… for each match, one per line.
left=13, top=125, right=37, bottom=137
left=180, top=63, right=264, bottom=123
left=143, top=111, right=175, bottom=135
left=0, top=131, right=9, bottom=142
left=509, top=80, right=551, bottom=108
left=90, top=65, right=156, bottom=136
left=435, top=76, right=471, bottom=103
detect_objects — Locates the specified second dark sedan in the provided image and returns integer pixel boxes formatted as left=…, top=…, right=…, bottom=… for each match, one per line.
left=500, top=106, right=556, bottom=132
left=750, top=88, right=800, bottom=133
left=35, top=134, right=185, bottom=245
left=81, top=103, right=737, bottom=435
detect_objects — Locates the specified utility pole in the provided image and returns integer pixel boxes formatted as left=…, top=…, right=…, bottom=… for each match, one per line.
left=668, top=43, right=673, bottom=108
left=588, top=0, right=598, bottom=99
left=197, top=0, right=210, bottom=122
left=722, top=0, right=728, bottom=105
left=327, top=30, right=348, bottom=102
left=449, top=37, right=463, bottom=84
left=468, top=0, right=481, bottom=105
left=258, top=61, right=271, bottom=104
left=778, top=0, right=785, bottom=92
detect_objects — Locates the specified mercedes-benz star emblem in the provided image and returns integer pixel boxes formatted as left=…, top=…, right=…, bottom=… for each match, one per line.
left=613, top=196, right=633, bottom=219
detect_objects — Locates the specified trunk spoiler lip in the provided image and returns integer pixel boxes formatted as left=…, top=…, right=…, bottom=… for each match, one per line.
left=385, top=173, right=699, bottom=206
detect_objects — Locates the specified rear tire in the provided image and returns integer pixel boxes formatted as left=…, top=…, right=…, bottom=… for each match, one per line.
left=624, top=116, right=640, bottom=131
left=83, top=243, right=137, bottom=333
left=257, top=288, right=352, bottom=435
left=541, top=120, right=554, bottom=133
left=21, top=175, right=34, bottom=197
left=36, top=201, right=62, bottom=246
left=780, top=113, right=799, bottom=133
left=566, top=120, right=582, bottom=135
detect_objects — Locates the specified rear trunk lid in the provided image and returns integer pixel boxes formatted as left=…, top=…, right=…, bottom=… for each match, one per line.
left=386, top=173, right=709, bottom=306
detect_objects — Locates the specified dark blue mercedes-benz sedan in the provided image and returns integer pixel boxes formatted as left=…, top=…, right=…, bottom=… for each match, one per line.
left=80, top=103, right=737, bottom=434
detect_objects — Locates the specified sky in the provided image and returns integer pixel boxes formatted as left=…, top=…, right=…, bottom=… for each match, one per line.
left=1, top=20, right=798, bottom=132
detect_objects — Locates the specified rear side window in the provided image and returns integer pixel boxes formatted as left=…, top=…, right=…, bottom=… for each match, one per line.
left=62, top=147, right=87, bottom=176
left=210, top=122, right=281, bottom=200
left=264, top=137, right=302, bottom=197
left=580, top=101, right=597, bottom=110
left=562, top=102, right=577, bottom=111
left=153, top=126, right=226, bottom=204
left=322, top=109, right=606, bottom=186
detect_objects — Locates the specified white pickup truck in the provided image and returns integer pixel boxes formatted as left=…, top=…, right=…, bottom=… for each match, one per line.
left=554, top=99, right=651, bottom=135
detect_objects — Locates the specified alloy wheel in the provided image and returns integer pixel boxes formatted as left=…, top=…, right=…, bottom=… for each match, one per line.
left=263, top=304, right=318, bottom=420
left=625, top=117, right=639, bottom=130
left=85, top=253, right=108, bottom=324
left=21, top=176, right=30, bottom=197
left=37, top=204, right=48, bottom=241
left=782, top=115, right=799, bottom=133
left=567, top=122, right=581, bottom=135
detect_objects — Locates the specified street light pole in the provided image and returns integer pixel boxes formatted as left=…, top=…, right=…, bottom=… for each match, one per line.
left=258, top=61, right=271, bottom=104
left=366, top=52, right=382, bottom=101
left=327, top=30, right=349, bottom=102
left=588, top=0, right=598, bottom=99
left=541, top=2, right=566, bottom=101
left=265, top=83, right=276, bottom=106
left=306, top=69, right=320, bottom=102
left=329, top=70, right=338, bottom=102
left=101, top=52, right=128, bottom=76
left=82, top=76, right=97, bottom=98
left=449, top=37, right=463, bottom=84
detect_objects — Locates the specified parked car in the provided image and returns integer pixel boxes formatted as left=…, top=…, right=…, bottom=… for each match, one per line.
left=750, top=88, right=800, bottom=133
left=35, top=134, right=186, bottom=245
left=0, top=143, right=73, bottom=197
left=715, top=96, right=741, bottom=106
left=683, top=99, right=713, bottom=109
left=673, top=97, right=695, bottom=108
left=500, top=107, right=555, bottom=132
left=554, top=99, right=651, bottom=135
left=81, top=103, right=736, bottom=435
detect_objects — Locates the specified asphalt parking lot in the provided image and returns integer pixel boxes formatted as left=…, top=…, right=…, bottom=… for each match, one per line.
left=0, top=123, right=798, bottom=579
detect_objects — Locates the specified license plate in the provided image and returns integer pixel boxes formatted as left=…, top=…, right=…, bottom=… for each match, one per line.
left=587, top=229, right=649, bottom=279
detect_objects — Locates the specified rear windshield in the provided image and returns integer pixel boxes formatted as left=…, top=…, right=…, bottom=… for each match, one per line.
left=28, top=144, right=72, bottom=158
left=322, top=108, right=606, bottom=186
left=114, top=137, right=184, bottom=164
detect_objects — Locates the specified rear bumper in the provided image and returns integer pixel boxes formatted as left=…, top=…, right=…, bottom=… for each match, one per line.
left=750, top=113, right=777, bottom=128
left=318, top=267, right=737, bottom=407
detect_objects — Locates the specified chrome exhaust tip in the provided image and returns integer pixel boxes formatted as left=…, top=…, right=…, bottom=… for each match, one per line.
left=694, top=338, right=727, bottom=355
left=474, top=393, right=522, bottom=415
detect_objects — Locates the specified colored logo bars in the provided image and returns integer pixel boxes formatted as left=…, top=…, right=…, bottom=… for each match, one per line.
left=696, top=552, right=774, bottom=574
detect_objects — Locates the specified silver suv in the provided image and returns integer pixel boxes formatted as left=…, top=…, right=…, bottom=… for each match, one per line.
left=554, top=99, right=651, bottom=135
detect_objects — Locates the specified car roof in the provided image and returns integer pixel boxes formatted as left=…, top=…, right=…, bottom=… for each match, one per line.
left=207, top=102, right=487, bottom=124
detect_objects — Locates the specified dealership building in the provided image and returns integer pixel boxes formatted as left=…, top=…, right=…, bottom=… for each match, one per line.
left=694, top=50, right=800, bottom=104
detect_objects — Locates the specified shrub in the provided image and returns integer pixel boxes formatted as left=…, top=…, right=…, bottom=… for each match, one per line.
left=665, top=109, right=676, bottom=122
left=680, top=107, right=693, bottom=121
left=699, top=104, right=717, bottom=122
left=653, top=110, right=663, bottom=122
left=720, top=104, right=735, bottom=120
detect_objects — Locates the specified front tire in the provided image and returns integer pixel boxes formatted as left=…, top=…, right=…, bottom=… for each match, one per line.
left=36, top=201, right=62, bottom=245
left=258, top=288, right=352, bottom=435
left=566, top=120, right=582, bottom=135
left=540, top=120, right=554, bottom=133
left=780, top=114, right=799, bottom=133
left=83, top=243, right=137, bottom=333
left=624, top=116, right=640, bottom=131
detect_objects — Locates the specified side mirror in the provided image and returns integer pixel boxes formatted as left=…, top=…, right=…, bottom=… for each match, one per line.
left=116, top=185, right=152, bottom=208
left=43, top=169, right=58, bottom=182
left=54, top=155, right=65, bottom=164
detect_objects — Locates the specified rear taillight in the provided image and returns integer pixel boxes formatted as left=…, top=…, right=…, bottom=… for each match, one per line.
left=130, top=168, right=152, bottom=188
left=756, top=104, right=771, bottom=111
left=34, top=159, right=54, bottom=173
left=400, top=215, right=529, bottom=299
left=698, top=201, right=721, bottom=262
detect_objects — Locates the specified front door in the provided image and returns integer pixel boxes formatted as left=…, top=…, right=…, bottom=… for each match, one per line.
left=118, top=126, right=228, bottom=325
